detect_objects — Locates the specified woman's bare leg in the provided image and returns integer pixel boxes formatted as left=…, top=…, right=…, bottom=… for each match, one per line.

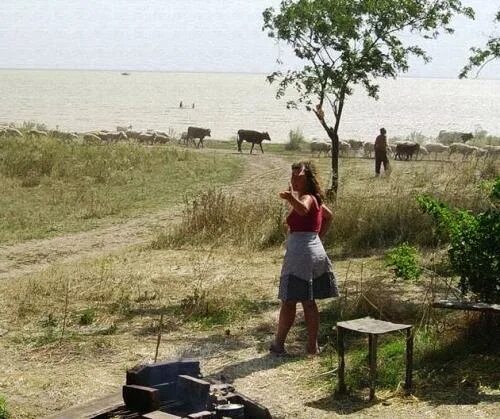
left=302, top=300, right=319, bottom=354
left=273, top=300, right=297, bottom=351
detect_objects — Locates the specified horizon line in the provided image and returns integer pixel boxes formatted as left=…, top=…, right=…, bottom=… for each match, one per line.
left=0, top=66, right=499, bottom=81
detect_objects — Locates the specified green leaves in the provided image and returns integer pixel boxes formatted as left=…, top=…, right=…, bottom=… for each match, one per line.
left=386, top=243, right=422, bottom=281
left=417, top=179, right=500, bottom=303
left=459, top=8, right=499, bottom=78
left=263, top=0, right=473, bottom=109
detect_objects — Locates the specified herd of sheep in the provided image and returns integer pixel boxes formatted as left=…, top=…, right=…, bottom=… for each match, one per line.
left=310, top=134, right=500, bottom=160
left=0, top=124, right=176, bottom=145
left=1, top=124, right=499, bottom=161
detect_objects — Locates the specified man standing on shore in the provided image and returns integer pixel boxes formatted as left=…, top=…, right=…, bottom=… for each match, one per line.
left=374, top=127, right=390, bottom=176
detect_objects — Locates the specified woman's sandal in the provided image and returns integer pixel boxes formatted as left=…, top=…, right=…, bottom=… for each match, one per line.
left=269, top=342, right=288, bottom=357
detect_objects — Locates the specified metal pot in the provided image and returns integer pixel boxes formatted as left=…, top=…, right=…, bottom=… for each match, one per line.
left=214, top=402, right=245, bottom=418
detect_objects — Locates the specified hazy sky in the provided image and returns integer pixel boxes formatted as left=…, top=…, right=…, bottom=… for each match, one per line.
left=1, top=0, right=499, bottom=78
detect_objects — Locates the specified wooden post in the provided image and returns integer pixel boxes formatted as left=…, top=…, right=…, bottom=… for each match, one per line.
left=337, top=326, right=347, bottom=394
left=369, top=334, right=378, bottom=400
left=405, top=327, right=413, bottom=393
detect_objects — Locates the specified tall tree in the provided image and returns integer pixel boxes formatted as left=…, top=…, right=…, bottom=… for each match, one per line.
left=459, top=10, right=500, bottom=78
left=263, top=0, right=474, bottom=197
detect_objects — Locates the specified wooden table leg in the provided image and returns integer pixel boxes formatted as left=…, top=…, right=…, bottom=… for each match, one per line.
left=369, top=334, right=378, bottom=400
left=405, top=327, right=413, bottom=393
left=337, top=326, right=347, bottom=394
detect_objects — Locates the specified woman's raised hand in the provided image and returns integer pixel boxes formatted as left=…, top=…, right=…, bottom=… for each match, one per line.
left=279, top=183, right=293, bottom=201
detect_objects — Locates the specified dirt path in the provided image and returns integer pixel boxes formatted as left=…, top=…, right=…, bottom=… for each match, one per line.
left=0, top=152, right=289, bottom=280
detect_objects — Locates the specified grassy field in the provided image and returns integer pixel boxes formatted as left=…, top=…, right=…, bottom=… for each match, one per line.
left=0, top=136, right=242, bottom=244
left=0, top=134, right=498, bottom=418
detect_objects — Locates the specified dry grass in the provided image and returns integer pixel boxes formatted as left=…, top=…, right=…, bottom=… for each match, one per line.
left=0, top=151, right=499, bottom=418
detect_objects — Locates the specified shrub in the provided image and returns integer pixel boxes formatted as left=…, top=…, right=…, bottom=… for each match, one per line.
left=385, top=243, right=422, bottom=281
left=79, top=308, right=95, bottom=325
left=0, top=395, right=9, bottom=419
left=417, top=178, right=500, bottom=303
left=284, top=128, right=306, bottom=151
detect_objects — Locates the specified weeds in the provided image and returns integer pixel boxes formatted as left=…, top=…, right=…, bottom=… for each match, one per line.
left=0, top=394, right=9, bottom=419
left=284, top=128, right=306, bottom=151
left=385, top=243, right=422, bottom=281
left=152, top=189, right=286, bottom=250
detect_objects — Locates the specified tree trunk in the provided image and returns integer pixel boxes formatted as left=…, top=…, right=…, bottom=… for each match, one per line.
left=313, top=102, right=342, bottom=201
left=328, top=128, right=339, bottom=198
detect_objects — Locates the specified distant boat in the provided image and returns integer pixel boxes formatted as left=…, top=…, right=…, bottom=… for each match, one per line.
left=121, top=72, right=130, bottom=76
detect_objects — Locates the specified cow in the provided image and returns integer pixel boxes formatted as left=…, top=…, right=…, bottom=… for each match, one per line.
left=437, top=131, right=474, bottom=145
left=394, top=142, right=420, bottom=160
left=310, top=141, right=331, bottom=157
left=186, top=126, right=211, bottom=148
left=236, top=130, right=271, bottom=154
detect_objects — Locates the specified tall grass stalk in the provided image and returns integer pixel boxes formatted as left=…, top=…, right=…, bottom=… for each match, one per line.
left=152, top=189, right=287, bottom=250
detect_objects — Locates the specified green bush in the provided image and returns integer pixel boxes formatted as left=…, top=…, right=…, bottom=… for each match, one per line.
left=0, top=395, right=9, bottom=419
left=79, top=308, right=95, bottom=325
left=417, top=178, right=500, bottom=303
left=385, top=243, right=422, bottom=280
left=284, top=128, right=306, bottom=151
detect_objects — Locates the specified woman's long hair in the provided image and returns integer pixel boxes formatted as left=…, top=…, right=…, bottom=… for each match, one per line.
left=291, top=161, right=325, bottom=205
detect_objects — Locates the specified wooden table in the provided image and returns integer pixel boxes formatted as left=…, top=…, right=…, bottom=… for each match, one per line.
left=336, top=317, right=413, bottom=400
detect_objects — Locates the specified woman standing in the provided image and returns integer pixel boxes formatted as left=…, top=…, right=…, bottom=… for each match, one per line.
left=270, top=161, right=338, bottom=356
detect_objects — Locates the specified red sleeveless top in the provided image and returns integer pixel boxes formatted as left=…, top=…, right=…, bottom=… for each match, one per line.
left=286, top=195, right=322, bottom=233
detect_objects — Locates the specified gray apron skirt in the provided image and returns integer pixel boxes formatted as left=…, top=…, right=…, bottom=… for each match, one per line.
left=278, top=232, right=339, bottom=301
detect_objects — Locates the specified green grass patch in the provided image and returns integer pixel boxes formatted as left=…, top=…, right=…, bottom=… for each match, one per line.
left=0, top=136, right=242, bottom=243
left=0, top=394, right=9, bottom=419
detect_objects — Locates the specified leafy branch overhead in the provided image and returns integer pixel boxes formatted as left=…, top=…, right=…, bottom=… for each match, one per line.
left=460, top=9, right=500, bottom=78
left=263, top=0, right=474, bottom=113
left=263, top=0, right=473, bottom=194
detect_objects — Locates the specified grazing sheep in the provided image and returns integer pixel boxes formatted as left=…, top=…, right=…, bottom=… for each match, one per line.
left=424, top=142, right=449, bottom=160
left=448, top=142, right=482, bottom=160
left=154, top=133, right=170, bottom=144
left=483, top=145, right=500, bottom=159
left=83, top=133, right=102, bottom=143
left=339, top=140, right=350, bottom=157
left=347, top=139, right=364, bottom=154
left=363, top=141, right=374, bottom=158
left=387, top=143, right=398, bottom=158
left=137, top=133, right=156, bottom=144
left=4, top=127, right=23, bottom=137
left=117, top=124, right=132, bottom=132
left=27, top=129, right=48, bottom=138
left=125, top=130, right=141, bottom=140
left=97, top=131, right=128, bottom=142
left=418, top=145, right=429, bottom=160
left=310, top=141, right=331, bottom=157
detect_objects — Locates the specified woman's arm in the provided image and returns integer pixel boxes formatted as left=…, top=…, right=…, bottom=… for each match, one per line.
left=319, top=204, right=333, bottom=240
left=279, top=184, right=313, bottom=216
left=287, top=193, right=313, bottom=216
